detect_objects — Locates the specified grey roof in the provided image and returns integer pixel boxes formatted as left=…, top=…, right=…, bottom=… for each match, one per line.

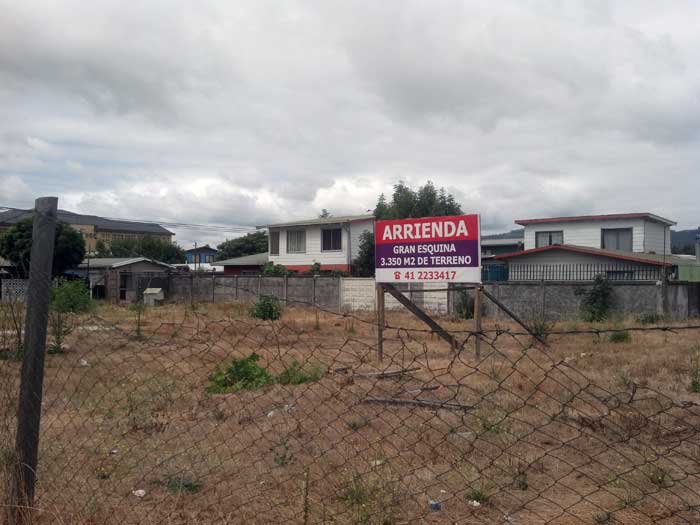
left=0, top=208, right=173, bottom=235
left=78, top=257, right=174, bottom=270
left=218, top=252, right=269, bottom=266
left=260, top=214, right=374, bottom=229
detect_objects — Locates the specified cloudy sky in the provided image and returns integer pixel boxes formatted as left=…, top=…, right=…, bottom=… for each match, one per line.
left=1, top=1, right=699, bottom=246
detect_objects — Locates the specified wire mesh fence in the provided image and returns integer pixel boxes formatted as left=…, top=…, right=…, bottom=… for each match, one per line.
left=2, top=291, right=700, bottom=524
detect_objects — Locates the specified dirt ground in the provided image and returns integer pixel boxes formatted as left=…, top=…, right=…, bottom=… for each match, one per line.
left=2, top=301, right=700, bottom=524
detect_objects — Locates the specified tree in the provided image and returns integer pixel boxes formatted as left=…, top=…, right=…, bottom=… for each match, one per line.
left=353, top=231, right=375, bottom=277
left=319, top=209, right=331, bottom=218
left=0, top=218, right=86, bottom=277
left=217, top=231, right=268, bottom=260
left=373, top=180, right=462, bottom=221
left=106, top=236, right=185, bottom=264
left=359, top=181, right=464, bottom=275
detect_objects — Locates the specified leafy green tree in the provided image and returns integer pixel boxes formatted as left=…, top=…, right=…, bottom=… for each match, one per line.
left=360, top=181, right=463, bottom=275
left=319, top=209, right=331, bottom=218
left=0, top=218, right=86, bottom=277
left=353, top=231, right=375, bottom=277
left=373, top=180, right=462, bottom=220
left=217, top=231, right=268, bottom=260
left=107, top=236, right=185, bottom=264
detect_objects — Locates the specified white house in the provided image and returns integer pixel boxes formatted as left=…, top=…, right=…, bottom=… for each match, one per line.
left=493, top=213, right=692, bottom=281
left=261, top=214, right=374, bottom=272
left=516, top=213, right=675, bottom=254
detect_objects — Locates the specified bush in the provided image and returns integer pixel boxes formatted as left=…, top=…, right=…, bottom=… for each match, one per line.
left=50, top=280, right=92, bottom=314
left=48, top=280, right=93, bottom=354
left=261, top=262, right=290, bottom=276
left=609, top=331, right=631, bottom=343
left=277, top=360, right=323, bottom=385
left=250, top=295, right=282, bottom=320
left=577, top=276, right=613, bottom=322
left=455, top=291, right=475, bottom=319
left=208, top=353, right=274, bottom=393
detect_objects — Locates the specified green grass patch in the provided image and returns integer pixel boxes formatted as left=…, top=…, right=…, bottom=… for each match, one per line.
left=207, top=353, right=274, bottom=393
left=277, top=360, right=324, bottom=385
left=609, top=331, right=631, bottom=343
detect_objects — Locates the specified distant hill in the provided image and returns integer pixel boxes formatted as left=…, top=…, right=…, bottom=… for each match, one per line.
left=483, top=228, right=524, bottom=240
left=672, top=229, right=699, bottom=254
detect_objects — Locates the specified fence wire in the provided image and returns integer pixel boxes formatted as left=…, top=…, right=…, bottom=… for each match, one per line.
left=2, top=291, right=700, bottom=524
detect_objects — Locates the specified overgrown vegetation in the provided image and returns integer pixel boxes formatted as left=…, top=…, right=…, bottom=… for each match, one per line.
left=208, top=354, right=323, bottom=393
left=609, top=330, right=631, bottom=343
left=250, top=295, right=282, bottom=320
left=208, top=353, right=274, bottom=393
left=277, top=360, right=323, bottom=385
left=455, top=290, right=475, bottom=319
left=577, top=276, right=614, bottom=322
left=128, top=301, right=146, bottom=340
left=49, top=280, right=93, bottom=354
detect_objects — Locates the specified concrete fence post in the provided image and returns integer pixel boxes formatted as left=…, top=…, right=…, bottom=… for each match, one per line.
left=8, top=197, right=58, bottom=525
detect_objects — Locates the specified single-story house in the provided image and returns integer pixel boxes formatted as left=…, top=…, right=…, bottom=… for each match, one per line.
left=481, top=238, right=523, bottom=259
left=219, top=252, right=269, bottom=275
left=185, top=245, right=219, bottom=264
left=76, top=257, right=174, bottom=301
left=260, top=214, right=374, bottom=273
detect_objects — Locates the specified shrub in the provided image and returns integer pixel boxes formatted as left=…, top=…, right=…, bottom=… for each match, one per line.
left=250, top=295, right=282, bottom=320
left=261, top=262, right=289, bottom=276
left=577, top=275, right=613, bottom=322
left=49, top=280, right=93, bottom=354
left=277, top=360, right=323, bottom=385
left=208, top=353, right=274, bottom=393
left=51, top=280, right=93, bottom=314
left=609, top=331, right=631, bottom=343
left=129, top=301, right=146, bottom=340
left=455, top=291, right=474, bottom=319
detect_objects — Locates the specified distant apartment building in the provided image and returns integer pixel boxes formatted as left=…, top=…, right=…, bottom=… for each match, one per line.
left=0, top=208, right=173, bottom=252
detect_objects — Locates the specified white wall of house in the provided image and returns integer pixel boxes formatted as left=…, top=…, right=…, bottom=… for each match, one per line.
left=643, top=220, right=672, bottom=254
left=269, top=219, right=373, bottom=267
left=523, top=218, right=670, bottom=253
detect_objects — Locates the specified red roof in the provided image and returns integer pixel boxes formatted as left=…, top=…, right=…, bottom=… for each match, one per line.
left=494, top=244, right=673, bottom=266
left=515, top=212, right=675, bottom=226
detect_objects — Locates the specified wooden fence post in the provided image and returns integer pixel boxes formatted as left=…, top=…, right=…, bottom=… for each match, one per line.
left=376, top=283, right=385, bottom=362
left=9, top=197, right=58, bottom=525
left=474, top=287, right=482, bottom=359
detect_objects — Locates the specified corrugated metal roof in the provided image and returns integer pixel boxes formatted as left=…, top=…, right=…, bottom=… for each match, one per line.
left=260, top=214, right=374, bottom=229
left=78, top=257, right=174, bottom=269
left=515, top=213, right=676, bottom=226
left=0, top=208, right=173, bottom=235
left=218, top=252, right=269, bottom=266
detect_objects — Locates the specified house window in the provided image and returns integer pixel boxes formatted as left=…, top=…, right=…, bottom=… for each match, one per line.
left=322, top=228, right=342, bottom=251
left=270, top=231, right=280, bottom=255
left=193, top=254, right=201, bottom=263
left=601, top=228, right=633, bottom=251
left=535, top=231, right=564, bottom=248
left=287, top=230, right=306, bottom=253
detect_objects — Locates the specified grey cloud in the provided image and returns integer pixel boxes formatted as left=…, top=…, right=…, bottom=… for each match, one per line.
left=1, top=0, right=700, bottom=245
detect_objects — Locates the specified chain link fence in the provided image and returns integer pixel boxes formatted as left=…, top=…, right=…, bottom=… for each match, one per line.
left=2, top=291, right=700, bottom=524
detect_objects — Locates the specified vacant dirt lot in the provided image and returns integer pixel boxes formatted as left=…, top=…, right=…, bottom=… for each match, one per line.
left=2, top=301, right=700, bottom=524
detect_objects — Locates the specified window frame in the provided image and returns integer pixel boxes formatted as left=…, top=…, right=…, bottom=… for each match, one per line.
left=286, top=229, right=306, bottom=254
left=321, top=227, right=343, bottom=252
left=535, top=230, right=564, bottom=248
left=601, top=228, right=633, bottom=251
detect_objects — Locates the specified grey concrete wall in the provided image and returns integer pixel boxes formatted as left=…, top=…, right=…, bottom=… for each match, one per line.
left=448, top=281, right=693, bottom=321
left=165, top=274, right=342, bottom=310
